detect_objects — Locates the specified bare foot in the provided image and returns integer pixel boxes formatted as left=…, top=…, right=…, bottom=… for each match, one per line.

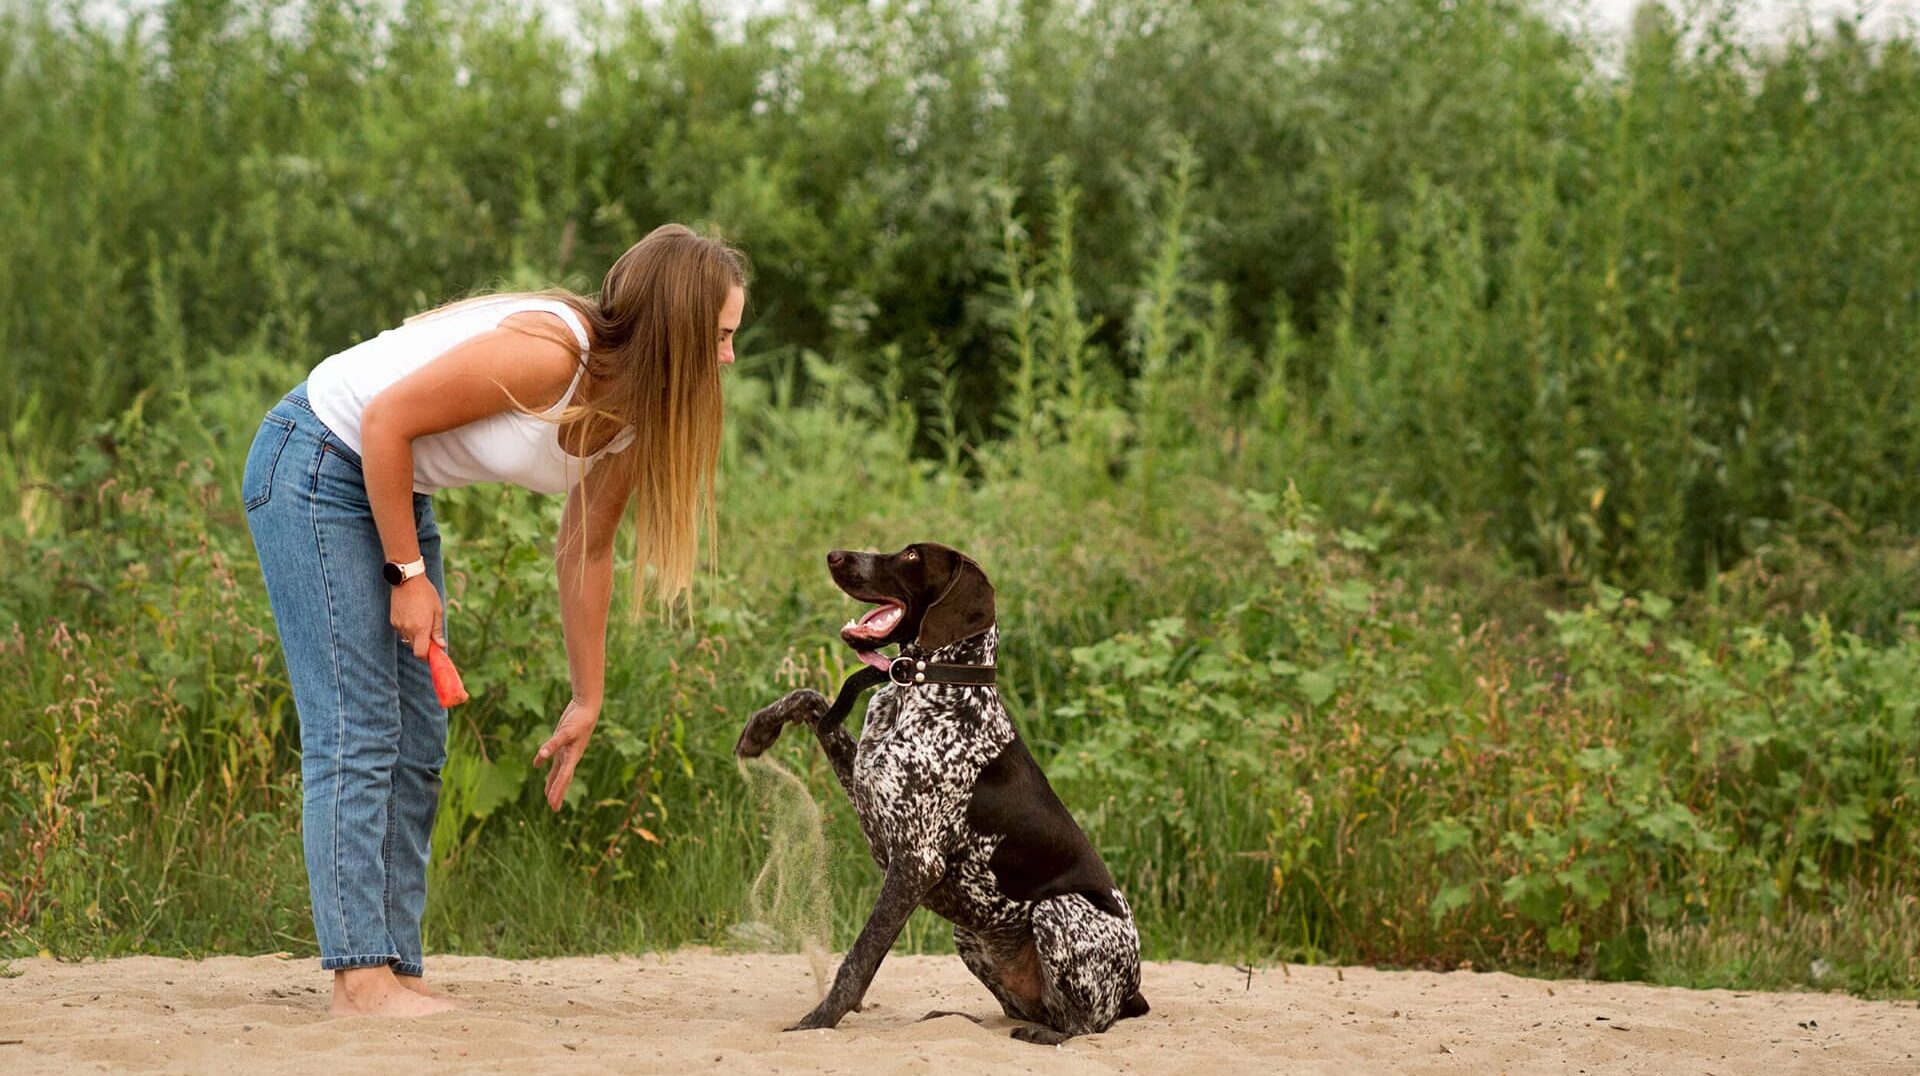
left=330, top=966, right=459, bottom=1017
left=396, top=974, right=468, bottom=1007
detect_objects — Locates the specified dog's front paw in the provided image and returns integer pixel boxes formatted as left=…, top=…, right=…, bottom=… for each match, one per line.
left=733, top=711, right=784, bottom=759
left=783, top=1003, right=843, bottom=1032
left=734, top=689, right=829, bottom=758
left=780, top=688, right=830, bottom=726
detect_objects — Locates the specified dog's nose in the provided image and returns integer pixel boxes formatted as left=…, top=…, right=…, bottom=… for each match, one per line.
left=827, top=550, right=847, bottom=569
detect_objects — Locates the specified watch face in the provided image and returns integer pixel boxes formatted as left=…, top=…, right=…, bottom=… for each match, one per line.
left=383, top=562, right=404, bottom=585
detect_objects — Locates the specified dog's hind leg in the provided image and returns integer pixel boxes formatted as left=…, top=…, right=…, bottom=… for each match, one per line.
left=1019, top=891, right=1144, bottom=1043
left=951, top=926, right=1045, bottom=1023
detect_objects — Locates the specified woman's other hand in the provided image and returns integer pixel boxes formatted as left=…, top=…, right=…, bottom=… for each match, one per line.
left=534, top=698, right=599, bottom=811
left=389, top=576, right=443, bottom=660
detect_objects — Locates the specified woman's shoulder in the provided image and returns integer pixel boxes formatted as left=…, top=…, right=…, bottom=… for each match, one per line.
left=493, top=310, right=588, bottom=412
left=499, top=307, right=579, bottom=365
left=496, top=299, right=591, bottom=358
left=499, top=308, right=588, bottom=352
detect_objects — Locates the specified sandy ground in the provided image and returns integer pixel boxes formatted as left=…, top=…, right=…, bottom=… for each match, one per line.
left=3, top=951, right=1917, bottom=1074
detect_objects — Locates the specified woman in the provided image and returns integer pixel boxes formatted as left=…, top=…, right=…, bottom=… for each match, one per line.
left=242, top=223, right=746, bottom=1017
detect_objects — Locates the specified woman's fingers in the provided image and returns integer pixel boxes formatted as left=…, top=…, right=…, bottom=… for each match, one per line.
left=543, top=743, right=578, bottom=810
left=534, top=703, right=598, bottom=811
left=535, top=730, right=573, bottom=810
left=415, top=598, right=441, bottom=659
left=390, top=581, right=443, bottom=659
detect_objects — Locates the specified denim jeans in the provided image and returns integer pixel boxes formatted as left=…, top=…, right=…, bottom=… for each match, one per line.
left=242, top=382, right=447, bottom=976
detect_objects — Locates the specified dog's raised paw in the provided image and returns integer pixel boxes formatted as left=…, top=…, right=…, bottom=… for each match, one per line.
left=733, top=712, right=784, bottom=758
left=780, top=688, right=830, bottom=724
left=735, top=690, right=830, bottom=758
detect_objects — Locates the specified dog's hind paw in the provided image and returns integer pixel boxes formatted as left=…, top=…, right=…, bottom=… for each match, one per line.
left=1011, top=1025, right=1075, bottom=1046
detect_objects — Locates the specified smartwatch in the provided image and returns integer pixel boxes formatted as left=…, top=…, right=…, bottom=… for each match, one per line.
left=383, top=557, right=427, bottom=586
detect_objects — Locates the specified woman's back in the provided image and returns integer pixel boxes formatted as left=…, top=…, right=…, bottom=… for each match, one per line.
left=306, top=296, right=631, bottom=495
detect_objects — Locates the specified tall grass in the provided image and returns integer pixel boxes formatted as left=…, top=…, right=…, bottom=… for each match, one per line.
left=2, top=0, right=1918, bottom=996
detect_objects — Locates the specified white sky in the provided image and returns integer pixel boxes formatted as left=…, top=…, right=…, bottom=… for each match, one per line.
left=65, top=0, right=1920, bottom=48
left=544, top=1, right=1920, bottom=42
left=1587, top=0, right=1917, bottom=35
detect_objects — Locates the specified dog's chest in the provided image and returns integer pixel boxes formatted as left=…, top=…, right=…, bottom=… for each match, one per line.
left=851, top=685, right=1012, bottom=850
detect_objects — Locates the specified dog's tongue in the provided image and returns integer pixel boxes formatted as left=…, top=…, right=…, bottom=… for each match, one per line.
left=843, top=601, right=904, bottom=668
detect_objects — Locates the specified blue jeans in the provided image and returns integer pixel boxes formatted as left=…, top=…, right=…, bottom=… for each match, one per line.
left=243, top=383, right=447, bottom=976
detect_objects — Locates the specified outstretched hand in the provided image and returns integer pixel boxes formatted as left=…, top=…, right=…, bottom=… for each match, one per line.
left=533, top=698, right=599, bottom=811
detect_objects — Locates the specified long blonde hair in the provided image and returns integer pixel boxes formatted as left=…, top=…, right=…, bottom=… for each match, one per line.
left=416, top=223, right=746, bottom=609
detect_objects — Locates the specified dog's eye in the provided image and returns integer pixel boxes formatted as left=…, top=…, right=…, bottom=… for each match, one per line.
left=903, top=549, right=919, bottom=562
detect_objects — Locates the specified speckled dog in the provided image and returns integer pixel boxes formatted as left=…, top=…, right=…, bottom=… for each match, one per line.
left=735, top=543, right=1148, bottom=1045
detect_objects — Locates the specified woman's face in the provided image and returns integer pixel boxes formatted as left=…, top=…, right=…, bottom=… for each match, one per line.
left=718, top=285, right=744, bottom=366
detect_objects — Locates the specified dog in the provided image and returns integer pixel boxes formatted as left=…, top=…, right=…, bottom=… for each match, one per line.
left=734, top=542, right=1147, bottom=1044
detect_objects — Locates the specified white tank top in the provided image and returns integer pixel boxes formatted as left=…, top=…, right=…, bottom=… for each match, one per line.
left=306, top=296, right=636, bottom=495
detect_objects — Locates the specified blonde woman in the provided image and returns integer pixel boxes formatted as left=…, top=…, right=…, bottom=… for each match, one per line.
left=241, top=224, right=746, bottom=1016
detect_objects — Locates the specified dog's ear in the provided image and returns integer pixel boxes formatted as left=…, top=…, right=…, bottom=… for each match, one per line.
left=916, top=550, right=995, bottom=652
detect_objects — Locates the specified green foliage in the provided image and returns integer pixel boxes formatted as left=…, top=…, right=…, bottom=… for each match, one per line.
left=1, top=0, right=1917, bottom=997
left=4, top=0, right=1918, bottom=586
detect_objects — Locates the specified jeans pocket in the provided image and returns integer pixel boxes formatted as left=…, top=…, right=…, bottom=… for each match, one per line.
left=242, top=413, right=296, bottom=511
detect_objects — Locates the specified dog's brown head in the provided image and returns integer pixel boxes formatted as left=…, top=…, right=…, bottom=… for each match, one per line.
left=828, top=543, right=995, bottom=654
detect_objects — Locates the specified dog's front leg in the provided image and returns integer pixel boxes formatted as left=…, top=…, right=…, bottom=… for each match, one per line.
left=736, top=669, right=887, bottom=781
left=807, top=666, right=887, bottom=795
left=785, top=854, right=941, bottom=1031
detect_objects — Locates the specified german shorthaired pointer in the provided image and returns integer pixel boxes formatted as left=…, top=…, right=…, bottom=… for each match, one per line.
left=735, top=543, right=1148, bottom=1044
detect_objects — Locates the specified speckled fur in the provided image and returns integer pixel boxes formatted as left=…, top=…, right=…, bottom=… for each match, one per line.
left=744, top=625, right=1144, bottom=1042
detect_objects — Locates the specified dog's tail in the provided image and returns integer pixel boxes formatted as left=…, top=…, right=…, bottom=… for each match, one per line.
left=1117, top=991, right=1150, bottom=1020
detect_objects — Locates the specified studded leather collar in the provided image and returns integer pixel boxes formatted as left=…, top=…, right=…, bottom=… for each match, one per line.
left=886, top=654, right=997, bottom=687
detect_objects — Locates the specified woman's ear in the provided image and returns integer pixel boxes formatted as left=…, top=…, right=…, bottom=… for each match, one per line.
left=915, top=552, right=996, bottom=652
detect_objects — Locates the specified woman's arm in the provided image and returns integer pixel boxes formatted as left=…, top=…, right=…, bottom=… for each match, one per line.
left=359, top=311, right=580, bottom=657
left=535, top=445, right=636, bottom=810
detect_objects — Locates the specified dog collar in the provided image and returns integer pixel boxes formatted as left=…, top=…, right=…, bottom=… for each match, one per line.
left=888, top=655, right=996, bottom=687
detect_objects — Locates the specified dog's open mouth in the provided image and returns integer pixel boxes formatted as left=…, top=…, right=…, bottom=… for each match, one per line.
left=841, top=600, right=903, bottom=646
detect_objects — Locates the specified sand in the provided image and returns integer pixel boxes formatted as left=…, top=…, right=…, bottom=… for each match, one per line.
left=2, top=951, right=1916, bottom=1074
